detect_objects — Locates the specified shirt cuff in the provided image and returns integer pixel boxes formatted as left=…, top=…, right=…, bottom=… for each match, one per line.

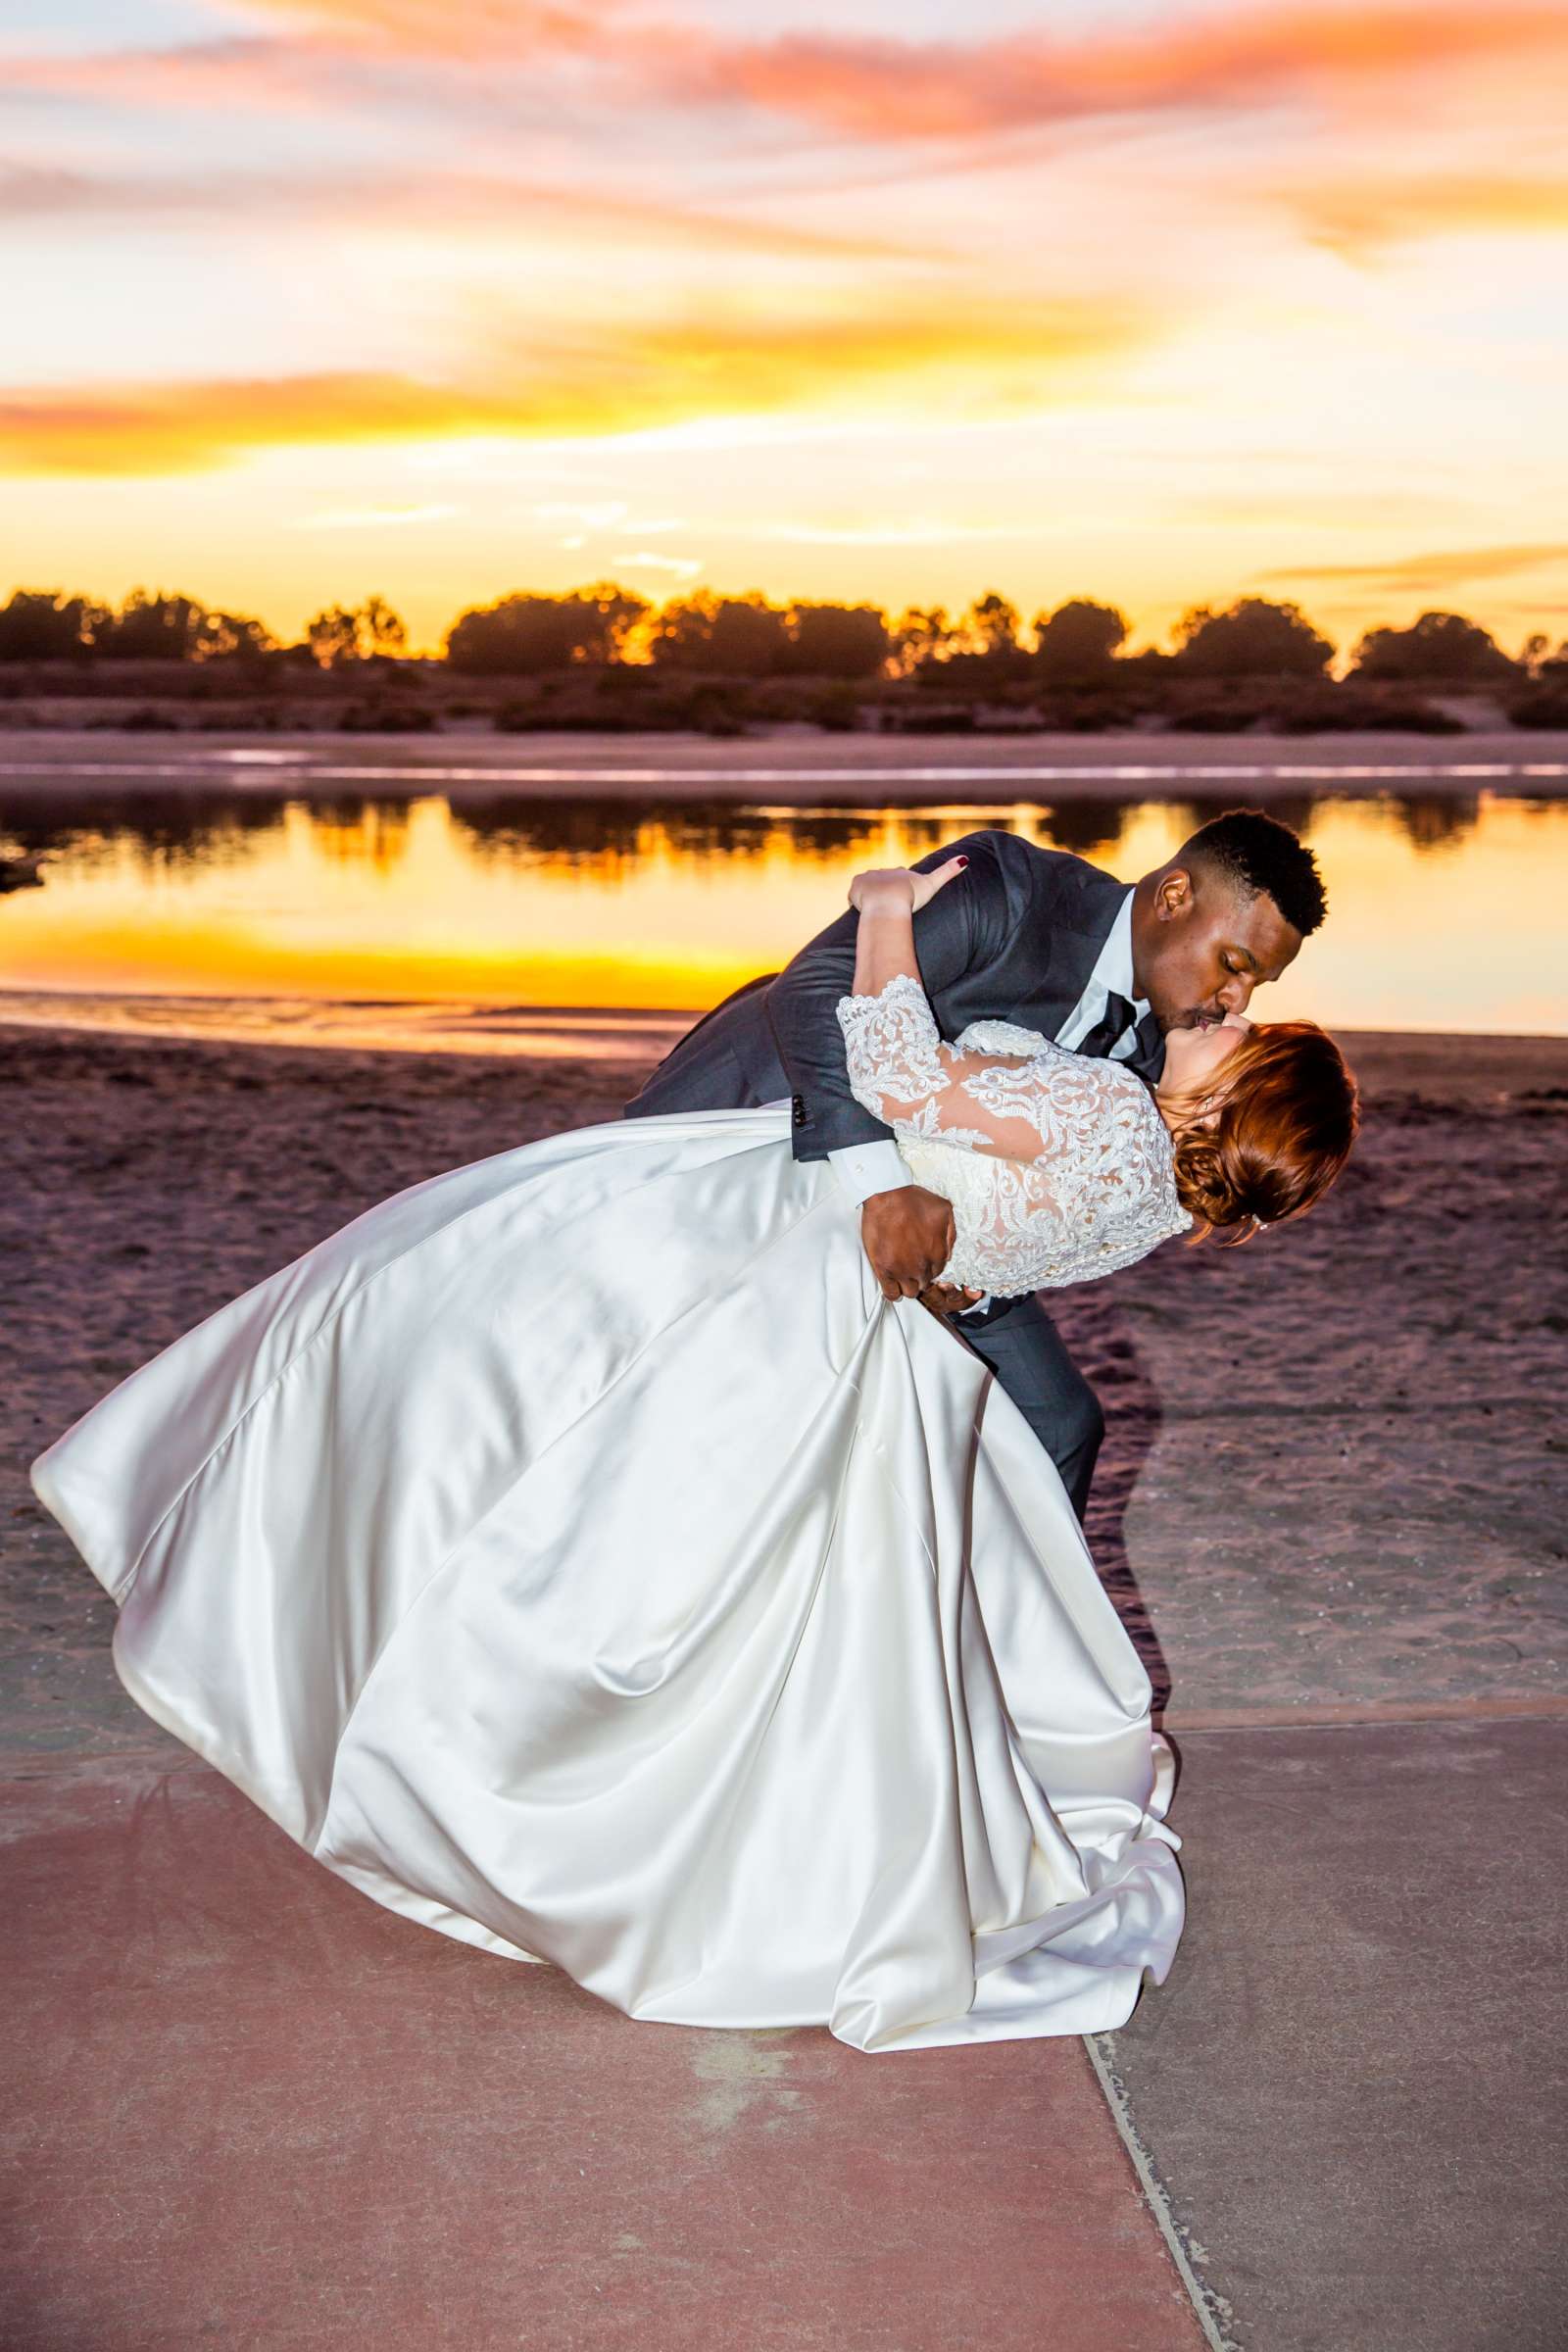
left=826, top=1139, right=912, bottom=1208
left=957, top=1294, right=993, bottom=1316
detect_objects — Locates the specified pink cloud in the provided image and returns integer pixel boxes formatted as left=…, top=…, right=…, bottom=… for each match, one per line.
left=0, top=155, right=925, bottom=264
left=0, top=34, right=364, bottom=120
left=13, top=2, right=1566, bottom=145
left=651, top=3, right=1568, bottom=142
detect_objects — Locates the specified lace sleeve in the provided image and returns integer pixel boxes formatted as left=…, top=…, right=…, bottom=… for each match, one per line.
left=836, top=971, right=1131, bottom=1159
left=835, top=972, right=1191, bottom=1291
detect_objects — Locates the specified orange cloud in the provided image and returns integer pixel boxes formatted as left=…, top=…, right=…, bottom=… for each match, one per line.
left=0, top=291, right=1159, bottom=473
left=0, top=1, right=648, bottom=115
left=1258, top=544, right=1568, bottom=590
left=657, top=3, right=1568, bottom=141
left=18, top=2, right=1567, bottom=146
left=243, top=0, right=630, bottom=61
left=1267, top=171, right=1568, bottom=260
left=0, top=373, right=495, bottom=476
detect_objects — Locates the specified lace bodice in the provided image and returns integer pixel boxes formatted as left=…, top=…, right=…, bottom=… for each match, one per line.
left=835, top=973, right=1191, bottom=1295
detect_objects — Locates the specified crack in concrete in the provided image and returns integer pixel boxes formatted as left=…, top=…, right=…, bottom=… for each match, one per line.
left=1083, top=2030, right=1240, bottom=2352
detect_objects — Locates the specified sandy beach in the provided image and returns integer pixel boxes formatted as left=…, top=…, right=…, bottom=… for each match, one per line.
left=6, top=1016, right=1565, bottom=1778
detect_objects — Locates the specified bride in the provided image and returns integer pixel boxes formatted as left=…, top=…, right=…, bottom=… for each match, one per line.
left=30, top=857, right=1357, bottom=2054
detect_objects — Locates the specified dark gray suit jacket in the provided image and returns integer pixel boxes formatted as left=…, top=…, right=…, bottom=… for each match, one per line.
left=623, top=829, right=1165, bottom=1154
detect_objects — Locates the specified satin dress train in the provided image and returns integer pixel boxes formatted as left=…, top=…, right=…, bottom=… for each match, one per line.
left=31, top=1099, right=1183, bottom=2053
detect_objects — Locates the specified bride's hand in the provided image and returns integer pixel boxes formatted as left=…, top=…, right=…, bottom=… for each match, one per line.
left=847, top=857, right=969, bottom=915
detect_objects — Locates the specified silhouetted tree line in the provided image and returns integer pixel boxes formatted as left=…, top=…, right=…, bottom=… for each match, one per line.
left=3, top=580, right=1564, bottom=699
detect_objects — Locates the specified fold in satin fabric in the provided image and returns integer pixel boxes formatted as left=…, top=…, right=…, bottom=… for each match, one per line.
left=30, top=1101, right=1183, bottom=2052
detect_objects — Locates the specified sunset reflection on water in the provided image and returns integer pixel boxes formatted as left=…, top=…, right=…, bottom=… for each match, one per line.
left=1, top=786, right=1564, bottom=1046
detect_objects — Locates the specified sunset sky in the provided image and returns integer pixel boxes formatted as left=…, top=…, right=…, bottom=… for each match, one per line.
left=4, top=0, right=1566, bottom=658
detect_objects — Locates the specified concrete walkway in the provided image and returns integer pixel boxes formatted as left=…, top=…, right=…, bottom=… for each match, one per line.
left=6, top=1752, right=1206, bottom=2350
left=1102, top=1711, right=1568, bottom=2352
left=9, top=1713, right=1564, bottom=2348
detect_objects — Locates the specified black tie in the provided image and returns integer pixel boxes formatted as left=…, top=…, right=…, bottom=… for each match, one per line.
left=1076, top=990, right=1139, bottom=1059
left=1123, top=1006, right=1165, bottom=1083
left=1077, top=997, right=1165, bottom=1083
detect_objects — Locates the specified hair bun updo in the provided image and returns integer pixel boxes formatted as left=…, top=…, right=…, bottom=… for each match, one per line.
left=1166, top=1020, right=1359, bottom=1245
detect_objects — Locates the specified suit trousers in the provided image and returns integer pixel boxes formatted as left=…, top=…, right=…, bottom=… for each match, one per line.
left=946, top=1294, right=1104, bottom=1523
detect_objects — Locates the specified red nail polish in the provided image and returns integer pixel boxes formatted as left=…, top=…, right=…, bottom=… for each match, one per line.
left=956, top=857, right=969, bottom=867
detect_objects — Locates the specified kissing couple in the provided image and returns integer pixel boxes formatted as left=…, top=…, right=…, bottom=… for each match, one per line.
left=33, top=808, right=1357, bottom=2053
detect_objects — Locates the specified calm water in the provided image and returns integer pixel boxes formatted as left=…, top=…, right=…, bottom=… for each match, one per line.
left=3, top=758, right=1566, bottom=1050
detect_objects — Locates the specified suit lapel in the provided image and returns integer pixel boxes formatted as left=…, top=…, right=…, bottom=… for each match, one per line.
left=1005, top=884, right=1126, bottom=1044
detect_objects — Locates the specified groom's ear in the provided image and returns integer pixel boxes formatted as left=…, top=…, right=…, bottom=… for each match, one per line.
left=1153, top=866, right=1195, bottom=920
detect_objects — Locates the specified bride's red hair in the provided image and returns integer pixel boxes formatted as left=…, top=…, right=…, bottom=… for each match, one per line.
left=1162, top=1020, right=1359, bottom=1246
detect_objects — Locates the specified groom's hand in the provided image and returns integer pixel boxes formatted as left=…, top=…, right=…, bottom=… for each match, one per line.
left=861, top=1186, right=956, bottom=1300
left=918, top=1282, right=985, bottom=1316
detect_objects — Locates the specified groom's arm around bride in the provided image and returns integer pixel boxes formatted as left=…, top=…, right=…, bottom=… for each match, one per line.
left=626, top=827, right=1025, bottom=1296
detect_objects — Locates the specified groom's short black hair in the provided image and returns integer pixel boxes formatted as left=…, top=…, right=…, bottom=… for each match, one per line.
left=1179, top=808, right=1327, bottom=937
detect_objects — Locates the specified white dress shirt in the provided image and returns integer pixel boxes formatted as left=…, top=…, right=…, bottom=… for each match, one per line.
left=828, top=887, right=1149, bottom=1316
left=1051, top=887, right=1147, bottom=1063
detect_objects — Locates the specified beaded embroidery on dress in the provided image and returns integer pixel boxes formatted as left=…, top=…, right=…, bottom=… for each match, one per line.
left=836, top=972, right=1191, bottom=1296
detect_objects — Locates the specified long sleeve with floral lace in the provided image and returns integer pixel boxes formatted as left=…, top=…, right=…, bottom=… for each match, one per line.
left=834, top=972, right=1190, bottom=1294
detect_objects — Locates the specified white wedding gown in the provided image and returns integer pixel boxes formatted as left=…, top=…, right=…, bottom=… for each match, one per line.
left=31, top=974, right=1191, bottom=2054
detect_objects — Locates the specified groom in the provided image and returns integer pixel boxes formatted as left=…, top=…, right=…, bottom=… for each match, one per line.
left=624, top=808, right=1327, bottom=1517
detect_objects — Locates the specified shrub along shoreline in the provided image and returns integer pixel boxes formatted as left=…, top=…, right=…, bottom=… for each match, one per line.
left=0, top=659, right=1553, bottom=738
left=1, top=583, right=1564, bottom=737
